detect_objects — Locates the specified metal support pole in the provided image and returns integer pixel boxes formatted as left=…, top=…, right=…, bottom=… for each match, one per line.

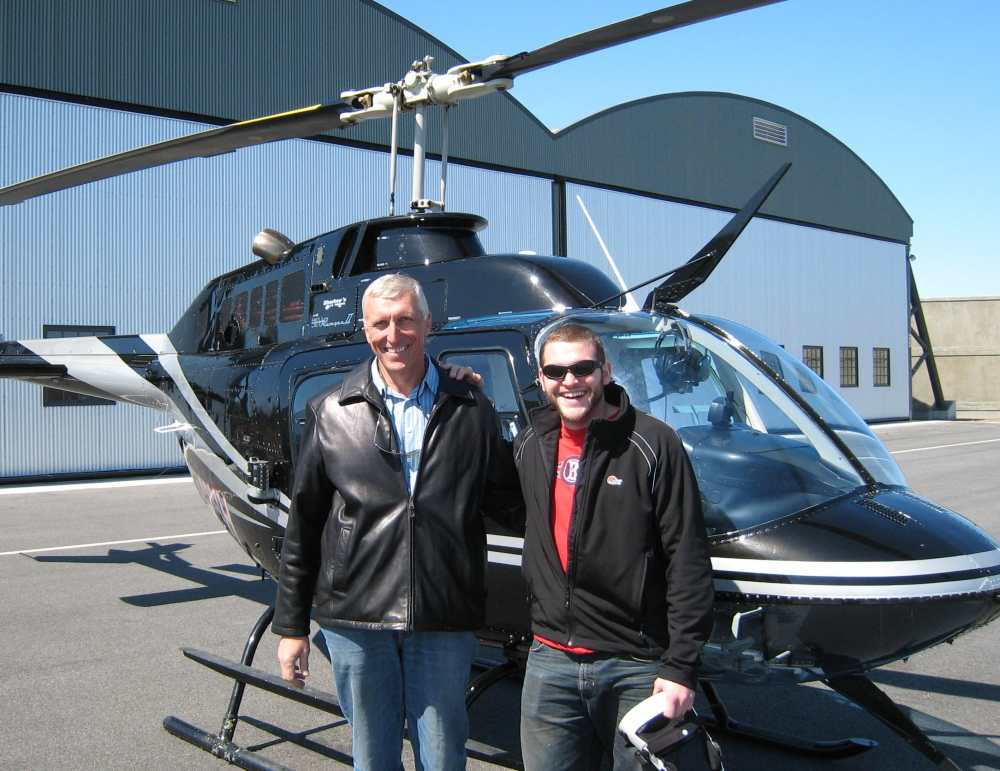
left=389, top=93, right=400, bottom=216
left=411, top=103, right=427, bottom=208
left=439, top=106, right=450, bottom=211
left=908, top=260, right=948, bottom=410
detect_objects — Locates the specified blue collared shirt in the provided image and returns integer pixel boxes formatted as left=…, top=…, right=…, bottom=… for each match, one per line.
left=371, top=356, right=439, bottom=494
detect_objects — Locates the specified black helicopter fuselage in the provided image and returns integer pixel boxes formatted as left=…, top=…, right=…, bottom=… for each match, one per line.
left=3, top=212, right=999, bottom=689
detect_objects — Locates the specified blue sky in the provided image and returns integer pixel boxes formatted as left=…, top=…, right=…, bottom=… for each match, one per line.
left=376, top=0, right=999, bottom=299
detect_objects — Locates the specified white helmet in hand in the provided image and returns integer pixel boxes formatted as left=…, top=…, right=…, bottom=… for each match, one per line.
left=618, top=693, right=724, bottom=771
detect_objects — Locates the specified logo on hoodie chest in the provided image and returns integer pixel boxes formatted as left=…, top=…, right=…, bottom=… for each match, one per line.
left=557, top=456, right=580, bottom=486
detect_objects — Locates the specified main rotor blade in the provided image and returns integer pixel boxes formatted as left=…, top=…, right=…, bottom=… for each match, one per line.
left=0, top=101, right=352, bottom=206
left=490, top=0, right=785, bottom=79
left=644, top=162, right=791, bottom=309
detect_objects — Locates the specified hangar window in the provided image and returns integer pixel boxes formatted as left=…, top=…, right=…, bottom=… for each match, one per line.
left=802, top=346, right=824, bottom=377
left=758, top=350, right=784, bottom=379
left=753, top=117, right=788, bottom=146
left=840, top=347, right=859, bottom=388
left=41, top=325, right=116, bottom=407
left=873, top=348, right=891, bottom=387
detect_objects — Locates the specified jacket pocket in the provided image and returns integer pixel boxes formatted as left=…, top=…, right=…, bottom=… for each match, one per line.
left=629, top=550, right=653, bottom=624
left=329, top=522, right=353, bottom=592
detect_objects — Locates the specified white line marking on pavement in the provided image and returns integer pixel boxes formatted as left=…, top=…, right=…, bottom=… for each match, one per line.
left=0, top=530, right=227, bottom=557
left=892, top=438, right=1000, bottom=454
left=0, top=476, right=192, bottom=495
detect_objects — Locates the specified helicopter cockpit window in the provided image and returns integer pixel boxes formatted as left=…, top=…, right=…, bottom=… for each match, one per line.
left=704, top=316, right=906, bottom=488
left=351, top=227, right=485, bottom=275
left=541, top=313, right=905, bottom=536
left=330, top=226, right=359, bottom=278
left=440, top=351, right=522, bottom=442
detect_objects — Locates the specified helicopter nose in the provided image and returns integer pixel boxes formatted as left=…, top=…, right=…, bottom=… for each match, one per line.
left=703, top=490, right=1000, bottom=683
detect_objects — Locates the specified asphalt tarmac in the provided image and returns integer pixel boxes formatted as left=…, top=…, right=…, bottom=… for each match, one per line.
left=1, top=419, right=998, bottom=770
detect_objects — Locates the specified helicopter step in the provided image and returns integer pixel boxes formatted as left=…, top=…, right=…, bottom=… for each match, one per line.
left=700, top=680, right=878, bottom=759
left=701, top=676, right=962, bottom=769
left=163, top=603, right=526, bottom=770
left=164, top=647, right=349, bottom=771
left=163, top=602, right=347, bottom=771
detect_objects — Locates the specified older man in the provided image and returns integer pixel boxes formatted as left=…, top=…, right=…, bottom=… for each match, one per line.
left=273, top=273, right=522, bottom=771
left=514, top=322, right=715, bottom=771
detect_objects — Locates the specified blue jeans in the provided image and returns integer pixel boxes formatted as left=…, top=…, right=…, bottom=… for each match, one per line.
left=520, top=641, right=662, bottom=771
left=321, top=627, right=478, bottom=771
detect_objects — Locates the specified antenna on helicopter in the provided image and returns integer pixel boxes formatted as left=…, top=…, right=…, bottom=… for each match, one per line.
left=589, top=162, right=792, bottom=309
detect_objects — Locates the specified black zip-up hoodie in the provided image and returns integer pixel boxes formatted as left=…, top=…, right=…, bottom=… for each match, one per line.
left=513, top=383, right=715, bottom=689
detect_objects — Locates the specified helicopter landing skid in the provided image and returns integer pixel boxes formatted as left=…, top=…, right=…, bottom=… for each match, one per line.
left=699, top=680, right=878, bottom=759
left=824, top=674, right=961, bottom=771
left=163, top=603, right=526, bottom=770
left=162, top=602, right=344, bottom=771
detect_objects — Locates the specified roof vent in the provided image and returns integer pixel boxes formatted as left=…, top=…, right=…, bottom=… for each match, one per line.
left=753, top=117, right=788, bottom=146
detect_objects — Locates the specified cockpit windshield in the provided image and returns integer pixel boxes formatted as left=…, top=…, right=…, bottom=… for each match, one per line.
left=542, top=313, right=906, bottom=536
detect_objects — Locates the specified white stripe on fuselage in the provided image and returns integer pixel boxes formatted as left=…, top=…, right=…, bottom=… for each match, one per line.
left=714, top=575, right=1000, bottom=600
left=483, top=539, right=1000, bottom=599
left=140, top=334, right=291, bottom=513
left=712, top=550, right=1000, bottom=578
left=141, top=334, right=248, bottom=474
left=22, top=336, right=172, bottom=409
left=16, top=333, right=290, bottom=521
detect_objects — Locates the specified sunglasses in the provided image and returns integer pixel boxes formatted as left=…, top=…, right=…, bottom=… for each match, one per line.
left=541, top=360, right=604, bottom=380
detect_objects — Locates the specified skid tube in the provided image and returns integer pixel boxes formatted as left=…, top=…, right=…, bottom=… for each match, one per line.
left=700, top=680, right=877, bottom=759
left=164, top=604, right=528, bottom=770
left=824, top=675, right=962, bottom=771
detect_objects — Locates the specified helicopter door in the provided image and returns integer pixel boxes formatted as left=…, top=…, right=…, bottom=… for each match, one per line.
left=438, top=349, right=525, bottom=442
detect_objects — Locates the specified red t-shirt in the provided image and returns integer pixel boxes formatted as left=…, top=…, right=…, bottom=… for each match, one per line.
left=537, top=422, right=595, bottom=654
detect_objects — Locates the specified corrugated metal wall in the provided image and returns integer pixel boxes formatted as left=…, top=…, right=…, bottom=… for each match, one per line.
left=0, top=93, right=551, bottom=477
left=567, top=182, right=911, bottom=420
left=1, top=0, right=910, bottom=244
left=0, top=0, right=918, bottom=477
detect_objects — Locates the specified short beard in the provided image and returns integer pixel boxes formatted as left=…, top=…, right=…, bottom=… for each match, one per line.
left=550, top=386, right=605, bottom=427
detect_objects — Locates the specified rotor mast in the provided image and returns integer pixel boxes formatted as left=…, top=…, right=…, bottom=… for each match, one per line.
left=340, top=55, right=513, bottom=214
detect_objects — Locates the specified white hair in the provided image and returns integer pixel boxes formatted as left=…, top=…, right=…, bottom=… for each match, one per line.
left=361, top=274, right=429, bottom=322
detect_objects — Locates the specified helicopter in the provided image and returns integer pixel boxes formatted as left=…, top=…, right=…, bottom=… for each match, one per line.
left=1, top=1, right=999, bottom=769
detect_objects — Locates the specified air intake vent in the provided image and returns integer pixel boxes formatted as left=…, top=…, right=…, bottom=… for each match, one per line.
left=753, top=117, right=788, bottom=146
left=856, top=497, right=912, bottom=526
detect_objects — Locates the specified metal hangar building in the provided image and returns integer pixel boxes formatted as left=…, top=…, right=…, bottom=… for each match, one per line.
left=0, top=0, right=913, bottom=480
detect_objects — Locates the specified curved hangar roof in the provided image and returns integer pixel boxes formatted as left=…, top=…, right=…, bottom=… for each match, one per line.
left=1, top=0, right=910, bottom=244
left=552, top=92, right=912, bottom=244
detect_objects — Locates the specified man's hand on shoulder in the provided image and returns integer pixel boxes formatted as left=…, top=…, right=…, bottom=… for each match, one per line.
left=278, top=635, right=310, bottom=689
left=440, top=361, right=484, bottom=389
left=652, top=677, right=695, bottom=718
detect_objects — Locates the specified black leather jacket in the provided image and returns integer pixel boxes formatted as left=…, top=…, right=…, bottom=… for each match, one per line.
left=272, top=358, right=523, bottom=637
left=514, top=383, right=715, bottom=690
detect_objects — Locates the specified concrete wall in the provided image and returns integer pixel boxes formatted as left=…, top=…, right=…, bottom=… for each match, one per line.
left=911, top=297, right=1000, bottom=419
